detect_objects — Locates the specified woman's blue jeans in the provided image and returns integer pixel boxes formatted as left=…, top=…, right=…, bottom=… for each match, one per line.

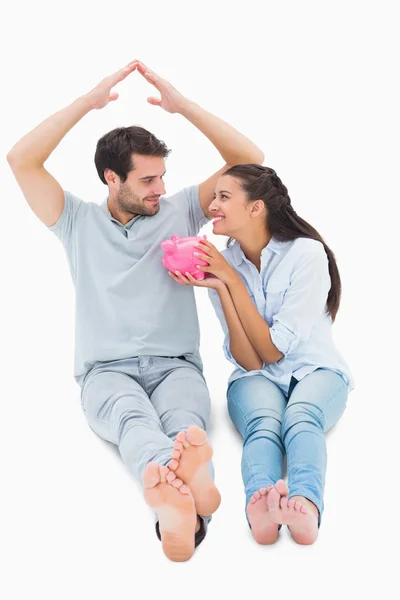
left=227, top=368, right=348, bottom=526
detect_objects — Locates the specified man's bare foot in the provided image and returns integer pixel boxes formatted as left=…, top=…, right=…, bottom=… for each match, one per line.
left=143, top=462, right=197, bottom=562
left=246, top=485, right=279, bottom=545
left=167, top=425, right=221, bottom=516
left=267, top=479, right=319, bottom=545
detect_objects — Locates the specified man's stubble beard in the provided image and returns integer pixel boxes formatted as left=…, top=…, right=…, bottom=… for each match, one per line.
left=116, top=182, right=160, bottom=218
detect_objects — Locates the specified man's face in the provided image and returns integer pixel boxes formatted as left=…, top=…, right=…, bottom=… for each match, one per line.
left=112, top=154, right=167, bottom=218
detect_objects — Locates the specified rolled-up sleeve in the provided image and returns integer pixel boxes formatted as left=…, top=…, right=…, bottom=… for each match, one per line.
left=269, top=248, right=331, bottom=356
left=207, top=288, right=245, bottom=371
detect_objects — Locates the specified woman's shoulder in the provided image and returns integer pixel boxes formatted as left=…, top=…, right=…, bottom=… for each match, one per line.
left=286, top=238, right=329, bottom=277
left=290, top=237, right=325, bottom=255
left=276, top=238, right=328, bottom=278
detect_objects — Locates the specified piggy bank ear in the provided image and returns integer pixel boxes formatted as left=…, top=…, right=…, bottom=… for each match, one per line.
left=161, top=240, right=174, bottom=252
left=171, top=235, right=182, bottom=242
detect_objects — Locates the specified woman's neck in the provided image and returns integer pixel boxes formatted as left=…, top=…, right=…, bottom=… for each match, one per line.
left=235, top=229, right=272, bottom=271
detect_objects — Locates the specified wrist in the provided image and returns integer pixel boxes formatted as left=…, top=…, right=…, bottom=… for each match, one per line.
left=226, top=271, right=242, bottom=289
left=177, top=98, right=198, bottom=118
left=80, top=93, right=99, bottom=112
left=217, top=283, right=229, bottom=297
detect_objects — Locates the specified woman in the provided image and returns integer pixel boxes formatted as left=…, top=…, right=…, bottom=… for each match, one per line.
left=168, top=164, right=354, bottom=546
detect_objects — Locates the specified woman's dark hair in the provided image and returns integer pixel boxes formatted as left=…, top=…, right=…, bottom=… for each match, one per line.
left=94, top=125, right=171, bottom=185
left=224, top=164, right=341, bottom=321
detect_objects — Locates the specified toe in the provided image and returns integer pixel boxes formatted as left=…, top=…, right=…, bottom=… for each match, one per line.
left=275, top=479, right=289, bottom=496
left=280, top=496, right=289, bottom=510
left=267, top=488, right=281, bottom=512
left=142, top=462, right=161, bottom=488
left=168, top=459, right=179, bottom=471
left=180, top=484, right=191, bottom=495
left=159, top=466, right=169, bottom=483
left=176, top=431, right=190, bottom=448
left=166, top=471, right=176, bottom=483
left=186, top=425, right=207, bottom=447
left=173, top=441, right=183, bottom=452
left=171, top=478, right=183, bottom=489
left=171, top=450, right=180, bottom=459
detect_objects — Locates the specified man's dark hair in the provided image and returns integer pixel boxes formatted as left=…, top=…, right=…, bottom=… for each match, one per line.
left=94, top=125, right=171, bottom=184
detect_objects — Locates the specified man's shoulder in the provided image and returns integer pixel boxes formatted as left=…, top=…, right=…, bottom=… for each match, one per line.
left=60, top=190, right=105, bottom=230
left=63, top=189, right=100, bottom=210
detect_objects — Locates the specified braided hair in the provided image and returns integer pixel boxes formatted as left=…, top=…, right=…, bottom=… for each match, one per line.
left=224, top=164, right=341, bottom=321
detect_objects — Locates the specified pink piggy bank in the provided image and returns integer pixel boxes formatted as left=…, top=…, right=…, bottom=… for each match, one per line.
left=161, top=235, right=209, bottom=281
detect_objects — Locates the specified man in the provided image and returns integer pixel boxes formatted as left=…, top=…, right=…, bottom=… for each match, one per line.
left=6, top=59, right=264, bottom=561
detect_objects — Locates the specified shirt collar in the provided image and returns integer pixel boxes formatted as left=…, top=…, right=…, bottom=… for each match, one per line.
left=101, top=198, right=141, bottom=229
left=231, top=236, right=284, bottom=266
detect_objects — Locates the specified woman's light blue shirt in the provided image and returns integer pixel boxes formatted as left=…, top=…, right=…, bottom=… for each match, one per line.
left=208, top=237, right=354, bottom=395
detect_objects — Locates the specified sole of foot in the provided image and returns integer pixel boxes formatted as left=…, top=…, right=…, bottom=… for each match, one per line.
left=246, top=485, right=279, bottom=545
left=168, top=425, right=221, bottom=516
left=143, top=461, right=197, bottom=562
left=267, top=479, right=319, bottom=545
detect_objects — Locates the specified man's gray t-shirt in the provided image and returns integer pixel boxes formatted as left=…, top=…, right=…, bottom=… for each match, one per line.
left=48, top=185, right=209, bottom=385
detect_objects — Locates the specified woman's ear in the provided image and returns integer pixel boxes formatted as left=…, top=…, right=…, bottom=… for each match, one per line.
left=251, top=200, right=265, bottom=216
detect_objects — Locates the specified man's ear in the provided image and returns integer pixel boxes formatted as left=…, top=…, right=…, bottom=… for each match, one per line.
left=104, top=168, right=118, bottom=185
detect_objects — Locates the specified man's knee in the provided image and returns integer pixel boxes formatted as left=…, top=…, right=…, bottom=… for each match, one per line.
left=162, top=409, right=208, bottom=439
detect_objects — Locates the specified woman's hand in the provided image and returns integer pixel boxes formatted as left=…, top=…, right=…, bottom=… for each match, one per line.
left=136, top=61, right=187, bottom=114
left=168, top=270, right=227, bottom=291
left=192, top=239, right=238, bottom=286
left=84, top=60, right=138, bottom=110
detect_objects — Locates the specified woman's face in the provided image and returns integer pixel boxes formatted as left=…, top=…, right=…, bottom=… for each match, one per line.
left=209, top=175, right=263, bottom=237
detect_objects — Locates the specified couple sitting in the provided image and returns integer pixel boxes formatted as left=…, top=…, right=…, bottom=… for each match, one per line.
left=7, top=59, right=353, bottom=562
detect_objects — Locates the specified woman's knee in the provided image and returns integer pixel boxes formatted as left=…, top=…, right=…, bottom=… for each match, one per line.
left=227, top=376, right=286, bottom=429
left=241, top=409, right=284, bottom=449
left=282, top=402, right=324, bottom=440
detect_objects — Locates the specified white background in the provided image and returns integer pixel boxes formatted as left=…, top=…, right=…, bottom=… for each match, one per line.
left=1, top=1, right=398, bottom=598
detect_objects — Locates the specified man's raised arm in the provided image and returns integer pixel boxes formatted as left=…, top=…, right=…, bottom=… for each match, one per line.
left=135, top=61, right=264, bottom=219
left=6, top=60, right=138, bottom=227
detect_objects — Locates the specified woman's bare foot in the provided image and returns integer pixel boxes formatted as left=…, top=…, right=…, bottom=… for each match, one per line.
left=143, top=462, right=197, bottom=562
left=267, top=479, right=319, bottom=545
left=168, top=425, right=221, bottom=516
left=246, top=485, right=279, bottom=545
